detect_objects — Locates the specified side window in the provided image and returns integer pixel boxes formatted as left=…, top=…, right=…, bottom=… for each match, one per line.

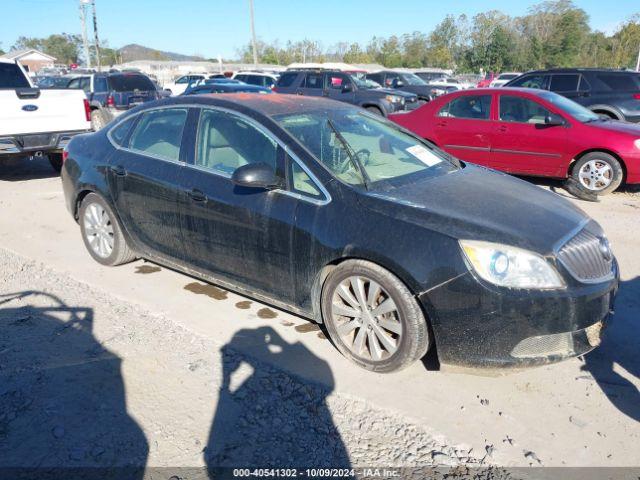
left=595, top=74, right=640, bottom=91
left=80, top=77, right=91, bottom=93
left=176, top=76, right=188, bottom=84
left=385, top=72, right=399, bottom=87
left=245, top=76, right=262, bottom=86
left=438, top=95, right=492, bottom=120
left=550, top=74, right=579, bottom=92
left=276, top=72, right=298, bottom=88
left=326, top=73, right=349, bottom=89
left=579, top=76, right=591, bottom=91
left=235, top=75, right=247, bottom=82
left=264, top=77, right=275, bottom=88
left=289, top=159, right=322, bottom=199
left=195, top=109, right=278, bottom=176
left=509, top=74, right=547, bottom=89
left=109, top=116, right=137, bottom=147
left=499, top=96, right=551, bottom=124
left=94, top=76, right=108, bottom=93
left=128, top=108, right=188, bottom=161
left=67, top=78, right=82, bottom=89
left=302, top=73, right=324, bottom=89
left=366, top=73, right=383, bottom=84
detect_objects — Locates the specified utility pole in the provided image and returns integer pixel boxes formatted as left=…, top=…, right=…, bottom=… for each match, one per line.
left=91, top=0, right=101, bottom=71
left=79, top=0, right=91, bottom=68
left=636, top=43, right=640, bottom=72
left=248, top=0, right=258, bottom=68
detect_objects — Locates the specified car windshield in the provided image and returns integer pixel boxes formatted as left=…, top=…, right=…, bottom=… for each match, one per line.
left=349, top=73, right=380, bottom=89
left=499, top=74, right=519, bottom=80
left=537, top=91, right=599, bottom=123
left=400, top=73, right=426, bottom=86
left=109, top=75, right=155, bottom=92
left=274, top=109, right=458, bottom=187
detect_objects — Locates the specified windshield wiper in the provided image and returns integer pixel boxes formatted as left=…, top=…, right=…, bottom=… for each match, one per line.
left=326, top=119, right=371, bottom=190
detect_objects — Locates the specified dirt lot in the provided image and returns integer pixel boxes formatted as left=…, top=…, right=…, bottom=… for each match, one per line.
left=1, top=156, right=639, bottom=472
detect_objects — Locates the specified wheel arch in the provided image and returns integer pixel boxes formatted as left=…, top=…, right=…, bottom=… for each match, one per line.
left=360, top=103, right=386, bottom=116
left=588, top=105, right=624, bottom=120
left=568, top=148, right=627, bottom=182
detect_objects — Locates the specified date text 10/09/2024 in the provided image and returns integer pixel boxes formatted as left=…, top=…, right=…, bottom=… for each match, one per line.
left=231, top=468, right=401, bottom=478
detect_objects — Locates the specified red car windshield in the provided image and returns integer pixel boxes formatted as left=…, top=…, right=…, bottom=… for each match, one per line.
left=537, top=91, right=599, bottom=123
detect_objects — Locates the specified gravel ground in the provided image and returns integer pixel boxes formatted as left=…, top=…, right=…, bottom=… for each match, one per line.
left=0, top=247, right=511, bottom=476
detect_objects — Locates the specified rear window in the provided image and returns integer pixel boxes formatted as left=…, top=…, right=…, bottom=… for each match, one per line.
left=0, top=62, right=30, bottom=89
left=595, top=73, right=640, bottom=91
left=276, top=72, right=298, bottom=88
left=108, top=75, right=156, bottom=92
left=550, top=74, right=580, bottom=92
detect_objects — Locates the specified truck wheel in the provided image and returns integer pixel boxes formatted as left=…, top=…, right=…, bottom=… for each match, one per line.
left=365, top=106, right=384, bottom=116
left=48, top=153, right=63, bottom=173
left=79, top=193, right=136, bottom=266
left=90, top=110, right=108, bottom=131
left=321, top=259, right=430, bottom=373
left=567, top=152, right=623, bottom=197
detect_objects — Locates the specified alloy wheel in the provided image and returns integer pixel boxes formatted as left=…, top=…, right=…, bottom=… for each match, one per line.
left=578, top=160, right=613, bottom=191
left=83, top=203, right=114, bottom=258
left=330, top=276, right=402, bottom=361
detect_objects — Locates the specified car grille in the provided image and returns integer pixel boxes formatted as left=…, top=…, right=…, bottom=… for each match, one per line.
left=557, top=225, right=614, bottom=283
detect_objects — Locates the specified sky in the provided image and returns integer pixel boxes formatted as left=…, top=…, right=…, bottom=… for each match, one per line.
left=1, top=0, right=638, bottom=60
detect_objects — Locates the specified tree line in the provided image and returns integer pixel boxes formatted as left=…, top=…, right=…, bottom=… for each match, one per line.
left=238, top=0, right=640, bottom=72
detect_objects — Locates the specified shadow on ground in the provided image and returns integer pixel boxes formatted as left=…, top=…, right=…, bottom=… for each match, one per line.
left=0, top=291, right=148, bottom=474
left=582, top=276, right=640, bottom=423
left=0, top=155, right=59, bottom=181
left=205, top=326, right=350, bottom=474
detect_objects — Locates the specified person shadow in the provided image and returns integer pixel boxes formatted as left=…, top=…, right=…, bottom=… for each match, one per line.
left=205, top=326, right=350, bottom=477
left=582, top=276, right=640, bottom=422
left=0, top=290, right=148, bottom=478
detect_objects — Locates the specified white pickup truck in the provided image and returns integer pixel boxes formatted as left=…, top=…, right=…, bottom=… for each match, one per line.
left=0, top=58, right=91, bottom=172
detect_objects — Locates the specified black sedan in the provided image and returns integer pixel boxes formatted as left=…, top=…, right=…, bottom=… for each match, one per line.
left=61, top=95, right=618, bottom=373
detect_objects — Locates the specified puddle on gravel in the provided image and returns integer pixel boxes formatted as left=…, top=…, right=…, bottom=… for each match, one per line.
left=135, top=265, right=161, bottom=274
left=235, top=300, right=252, bottom=310
left=280, top=320, right=294, bottom=327
left=184, top=282, right=228, bottom=300
left=294, top=323, right=320, bottom=333
left=257, top=307, right=278, bottom=319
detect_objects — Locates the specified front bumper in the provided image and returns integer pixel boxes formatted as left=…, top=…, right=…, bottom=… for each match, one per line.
left=419, top=262, right=618, bottom=368
left=0, top=130, right=90, bottom=157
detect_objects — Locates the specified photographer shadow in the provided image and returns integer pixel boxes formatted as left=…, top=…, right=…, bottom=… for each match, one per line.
left=205, top=326, right=350, bottom=476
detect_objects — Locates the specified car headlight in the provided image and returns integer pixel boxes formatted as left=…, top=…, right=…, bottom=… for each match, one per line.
left=460, top=240, right=565, bottom=289
left=634, top=139, right=640, bottom=150
left=385, top=94, right=403, bottom=104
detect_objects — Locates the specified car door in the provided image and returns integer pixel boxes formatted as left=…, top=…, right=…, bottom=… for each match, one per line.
left=107, top=107, right=189, bottom=263
left=324, top=72, right=356, bottom=103
left=177, top=107, right=298, bottom=302
left=490, top=94, right=568, bottom=176
left=432, top=93, right=496, bottom=167
left=296, top=72, right=325, bottom=97
left=549, top=73, right=589, bottom=105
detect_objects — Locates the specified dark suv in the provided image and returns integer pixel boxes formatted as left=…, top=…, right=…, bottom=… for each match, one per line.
left=273, top=70, right=418, bottom=116
left=67, top=72, right=159, bottom=130
left=365, top=70, right=434, bottom=102
left=504, top=68, right=640, bottom=122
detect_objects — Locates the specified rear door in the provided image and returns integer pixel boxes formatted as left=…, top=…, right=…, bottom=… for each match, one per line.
left=432, top=92, right=496, bottom=167
left=108, top=74, right=157, bottom=110
left=490, top=93, right=568, bottom=176
left=107, top=107, right=189, bottom=263
left=296, top=72, right=325, bottom=97
left=548, top=73, right=589, bottom=105
left=178, top=107, right=297, bottom=301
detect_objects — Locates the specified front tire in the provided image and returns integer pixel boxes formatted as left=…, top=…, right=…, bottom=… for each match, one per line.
left=321, top=260, right=430, bottom=373
left=365, top=106, right=384, bottom=116
left=90, top=109, right=108, bottom=131
left=79, top=193, right=136, bottom=266
left=568, top=152, right=623, bottom=197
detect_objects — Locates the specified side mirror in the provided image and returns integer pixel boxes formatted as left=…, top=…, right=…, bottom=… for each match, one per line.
left=545, top=113, right=565, bottom=126
left=342, top=83, right=353, bottom=93
left=392, top=79, right=404, bottom=88
left=231, top=163, right=282, bottom=190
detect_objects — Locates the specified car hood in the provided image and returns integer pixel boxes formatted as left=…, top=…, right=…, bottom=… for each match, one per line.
left=361, top=164, right=590, bottom=254
left=584, top=119, right=640, bottom=136
left=398, top=85, right=432, bottom=96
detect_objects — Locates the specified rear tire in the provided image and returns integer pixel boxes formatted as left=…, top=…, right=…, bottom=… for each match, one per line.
left=90, top=109, right=108, bottom=131
left=79, top=193, right=136, bottom=266
left=48, top=153, right=63, bottom=173
left=321, top=259, right=430, bottom=373
left=567, top=152, right=623, bottom=197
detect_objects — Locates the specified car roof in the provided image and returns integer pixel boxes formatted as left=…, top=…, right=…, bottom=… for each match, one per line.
left=156, top=93, right=352, bottom=117
left=442, top=87, right=551, bottom=96
left=520, top=68, right=638, bottom=74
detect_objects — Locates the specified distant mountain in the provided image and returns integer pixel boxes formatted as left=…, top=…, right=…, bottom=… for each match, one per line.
left=118, top=44, right=203, bottom=62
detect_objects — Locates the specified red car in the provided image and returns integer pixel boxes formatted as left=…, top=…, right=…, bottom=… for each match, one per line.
left=389, top=88, right=640, bottom=197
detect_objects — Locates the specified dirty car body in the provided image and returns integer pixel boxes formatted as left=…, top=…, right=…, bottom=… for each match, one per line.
left=61, top=94, right=618, bottom=370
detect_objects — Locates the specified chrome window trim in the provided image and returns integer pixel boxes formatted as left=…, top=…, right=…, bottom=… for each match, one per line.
left=552, top=218, right=589, bottom=254
left=190, top=105, right=331, bottom=206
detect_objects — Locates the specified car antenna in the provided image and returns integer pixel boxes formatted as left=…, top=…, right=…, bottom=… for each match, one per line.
left=326, top=118, right=371, bottom=190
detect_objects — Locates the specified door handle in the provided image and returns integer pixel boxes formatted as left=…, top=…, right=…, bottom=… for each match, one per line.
left=110, top=165, right=127, bottom=176
left=187, top=188, right=207, bottom=203
left=436, top=121, right=448, bottom=127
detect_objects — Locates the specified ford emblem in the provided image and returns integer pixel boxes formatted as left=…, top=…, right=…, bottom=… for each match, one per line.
left=22, top=104, right=38, bottom=112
